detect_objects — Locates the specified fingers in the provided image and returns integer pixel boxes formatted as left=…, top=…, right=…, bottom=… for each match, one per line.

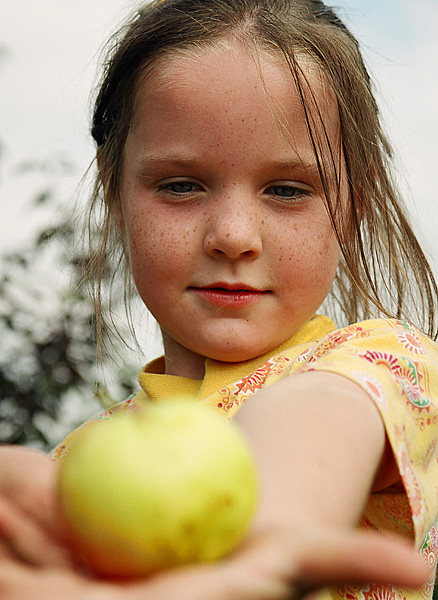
left=0, top=445, right=73, bottom=568
left=0, top=447, right=65, bottom=539
left=99, top=530, right=432, bottom=600
left=0, top=496, right=72, bottom=568
left=0, top=531, right=431, bottom=600
left=0, top=558, right=116, bottom=600
left=296, top=530, right=431, bottom=590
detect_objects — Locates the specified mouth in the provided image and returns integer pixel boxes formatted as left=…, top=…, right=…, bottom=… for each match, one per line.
left=190, top=283, right=270, bottom=308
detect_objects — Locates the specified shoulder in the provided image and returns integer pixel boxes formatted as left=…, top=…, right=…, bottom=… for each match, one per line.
left=299, top=318, right=438, bottom=458
left=309, top=318, right=438, bottom=360
left=300, top=317, right=438, bottom=395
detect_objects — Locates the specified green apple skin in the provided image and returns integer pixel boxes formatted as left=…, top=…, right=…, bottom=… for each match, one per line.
left=57, top=400, right=258, bottom=578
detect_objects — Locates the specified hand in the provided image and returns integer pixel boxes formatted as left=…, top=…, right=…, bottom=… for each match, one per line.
left=0, top=445, right=73, bottom=568
left=0, top=521, right=431, bottom=600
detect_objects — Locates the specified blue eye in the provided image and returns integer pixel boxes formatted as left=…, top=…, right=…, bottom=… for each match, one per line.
left=265, top=184, right=310, bottom=201
left=271, top=185, right=297, bottom=197
left=162, top=181, right=197, bottom=194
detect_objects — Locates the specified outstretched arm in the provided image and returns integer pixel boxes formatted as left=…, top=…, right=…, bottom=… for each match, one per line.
left=0, top=372, right=431, bottom=599
left=233, top=370, right=423, bottom=587
left=236, top=370, right=390, bottom=534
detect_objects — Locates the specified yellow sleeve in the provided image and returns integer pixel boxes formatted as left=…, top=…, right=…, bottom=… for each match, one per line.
left=297, top=318, right=438, bottom=550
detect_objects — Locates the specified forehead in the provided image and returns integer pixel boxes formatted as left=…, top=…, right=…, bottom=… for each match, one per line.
left=130, top=40, right=340, bottom=162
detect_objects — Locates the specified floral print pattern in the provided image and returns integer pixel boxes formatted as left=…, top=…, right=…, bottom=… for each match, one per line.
left=216, top=354, right=292, bottom=413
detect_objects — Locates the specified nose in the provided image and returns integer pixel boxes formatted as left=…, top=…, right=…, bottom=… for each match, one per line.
left=203, top=194, right=263, bottom=260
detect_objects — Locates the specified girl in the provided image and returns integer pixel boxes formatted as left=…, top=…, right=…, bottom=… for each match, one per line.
left=1, top=1, right=437, bottom=599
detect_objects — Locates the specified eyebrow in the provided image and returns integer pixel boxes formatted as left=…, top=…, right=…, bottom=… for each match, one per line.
left=135, top=154, right=196, bottom=168
left=135, top=153, right=326, bottom=173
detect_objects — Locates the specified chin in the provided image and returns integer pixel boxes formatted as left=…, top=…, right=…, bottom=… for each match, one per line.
left=200, top=340, right=274, bottom=364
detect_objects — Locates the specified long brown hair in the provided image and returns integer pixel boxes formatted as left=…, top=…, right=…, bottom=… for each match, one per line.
left=87, top=0, right=438, bottom=354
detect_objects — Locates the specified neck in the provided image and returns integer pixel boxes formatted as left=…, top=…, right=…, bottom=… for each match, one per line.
left=161, top=331, right=206, bottom=379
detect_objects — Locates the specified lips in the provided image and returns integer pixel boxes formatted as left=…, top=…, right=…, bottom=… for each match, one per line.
left=190, top=283, right=270, bottom=308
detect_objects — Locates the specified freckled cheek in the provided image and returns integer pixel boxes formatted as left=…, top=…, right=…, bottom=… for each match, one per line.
left=271, top=226, right=339, bottom=287
left=127, top=221, right=197, bottom=281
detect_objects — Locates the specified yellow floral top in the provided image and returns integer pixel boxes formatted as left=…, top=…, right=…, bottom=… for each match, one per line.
left=52, top=316, right=438, bottom=600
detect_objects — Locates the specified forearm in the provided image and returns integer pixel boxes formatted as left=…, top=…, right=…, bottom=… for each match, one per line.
left=235, top=371, right=389, bottom=533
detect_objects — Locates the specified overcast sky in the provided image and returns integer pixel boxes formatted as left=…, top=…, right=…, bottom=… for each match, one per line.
left=1, top=0, right=437, bottom=270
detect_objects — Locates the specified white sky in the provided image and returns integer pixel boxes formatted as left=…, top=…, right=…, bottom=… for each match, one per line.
left=1, top=0, right=437, bottom=270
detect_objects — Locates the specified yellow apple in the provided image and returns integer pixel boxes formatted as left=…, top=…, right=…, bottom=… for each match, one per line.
left=57, top=399, right=258, bottom=578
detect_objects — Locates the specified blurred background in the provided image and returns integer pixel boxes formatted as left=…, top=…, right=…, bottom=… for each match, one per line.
left=0, top=0, right=437, bottom=450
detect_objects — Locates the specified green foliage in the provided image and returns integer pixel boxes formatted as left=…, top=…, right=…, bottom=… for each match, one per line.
left=0, top=160, right=137, bottom=451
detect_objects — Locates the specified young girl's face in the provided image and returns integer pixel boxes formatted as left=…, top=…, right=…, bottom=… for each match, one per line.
left=119, top=41, right=346, bottom=378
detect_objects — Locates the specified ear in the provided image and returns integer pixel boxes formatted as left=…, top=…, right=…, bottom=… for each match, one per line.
left=96, top=148, right=125, bottom=234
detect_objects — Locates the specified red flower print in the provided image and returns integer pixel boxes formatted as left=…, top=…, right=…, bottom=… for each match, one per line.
left=360, top=351, right=428, bottom=410
left=235, top=362, right=273, bottom=395
left=270, top=354, right=291, bottom=376
left=294, top=348, right=312, bottom=364
left=217, top=387, right=235, bottom=412
left=363, top=583, right=401, bottom=600
left=361, top=351, right=401, bottom=374
left=337, top=585, right=362, bottom=600
left=421, top=525, right=438, bottom=571
left=397, top=330, right=425, bottom=355
left=314, top=326, right=365, bottom=357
